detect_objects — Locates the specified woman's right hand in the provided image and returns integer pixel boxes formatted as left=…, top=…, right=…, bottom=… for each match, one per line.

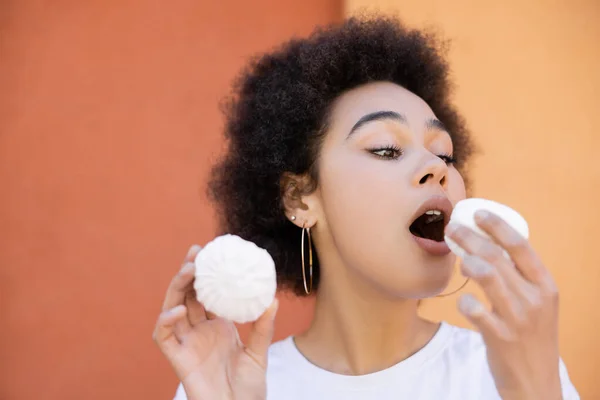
left=153, top=244, right=279, bottom=400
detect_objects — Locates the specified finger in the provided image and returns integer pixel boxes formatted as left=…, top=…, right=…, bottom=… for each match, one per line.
left=153, top=305, right=187, bottom=356
left=446, top=222, right=532, bottom=297
left=185, top=288, right=208, bottom=326
left=450, top=224, right=546, bottom=325
left=162, top=262, right=196, bottom=312
left=183, top=244, right=202, bottom=264
left=474, top=211, right=556, bottom=290
left=183, top=244, right=217, bottom=322
left=205, top=311, right=218, bottom=320
left=446, top=221, right=502, bottom=260
left=163, top=262, right=196, bottom=336
left=450, top=225, right=533, bottom=300
left=460, top=254, right=524, bottom=326
left=458, top=294, right=513, bottom=341
left=245, top=299, right=279, bottom=368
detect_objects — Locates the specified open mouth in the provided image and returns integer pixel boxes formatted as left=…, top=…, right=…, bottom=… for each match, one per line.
left=409, top=209, right=447, bottom=242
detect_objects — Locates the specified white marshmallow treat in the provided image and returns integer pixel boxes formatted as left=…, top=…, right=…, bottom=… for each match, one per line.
left=445, top=198, right=529, bottom=260
left=193, top=234, right=277, bottom=324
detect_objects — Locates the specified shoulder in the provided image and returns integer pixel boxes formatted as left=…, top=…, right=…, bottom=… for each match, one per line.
left=425, top=323, right=580, bottom=400
left=439, top=322, right=487, bottom=362
left=266, top=336, right=296, bottom=372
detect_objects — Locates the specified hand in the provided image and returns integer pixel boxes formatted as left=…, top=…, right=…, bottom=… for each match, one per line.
left=445, top=211, right=562, bottom=400
left=153, top=245, right=279, bottom=400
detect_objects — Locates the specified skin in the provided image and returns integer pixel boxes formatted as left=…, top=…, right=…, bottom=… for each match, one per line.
left=283, top=81, right=465, bottom=375
left=154, top=81, right=563, bottom=400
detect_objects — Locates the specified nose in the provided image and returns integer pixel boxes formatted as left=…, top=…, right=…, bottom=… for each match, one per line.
left=412, top=154, right=449, bottom=189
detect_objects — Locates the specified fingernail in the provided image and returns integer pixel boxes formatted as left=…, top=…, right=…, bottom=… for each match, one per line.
left=188, top=244, right=202, bottom=257
left=473, top=264, right=492, bottom=276
left=445, top=221, right=460, bottom=235
left=181, top=262, right=195, bottom=274
left=169, top=304, right=186, bottom=315
left=474, top=210, right=490, bottom=221
left=459, top=295, right=484, bottom=316
left=462, top=256, right=492, bottom=276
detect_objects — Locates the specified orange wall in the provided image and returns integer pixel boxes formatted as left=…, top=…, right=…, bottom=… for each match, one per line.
left=3, top=1, right=598, bottom=399
left=345, top=0, right=600, bottom=398
left=0, top=2, right=339, bottom=399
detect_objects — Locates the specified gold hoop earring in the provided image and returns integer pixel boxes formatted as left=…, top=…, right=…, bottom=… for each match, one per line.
left=436, top=277, right=470, bottom=297
left=436, top=258, right=470, bottom=297
left=301, top=224, right=313, bottom=295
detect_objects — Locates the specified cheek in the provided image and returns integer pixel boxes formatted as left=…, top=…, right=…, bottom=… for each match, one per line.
left=447, top=168, right=467, bottom=204
left=320, top=150, right=402, bottom=220
left=318, top=150, right=412, bottom=259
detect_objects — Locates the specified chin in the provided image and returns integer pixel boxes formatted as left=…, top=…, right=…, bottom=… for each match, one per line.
left=415, top=260, right=456, bottom=298
left=358, top=253, right=456, bottom=299
left=379, top=272, right=454, bottom=300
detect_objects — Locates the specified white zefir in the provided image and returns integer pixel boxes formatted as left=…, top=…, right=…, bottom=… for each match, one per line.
left=444, top=198, right=529, bottom=260
left=194, top=234, right=277, bottom=324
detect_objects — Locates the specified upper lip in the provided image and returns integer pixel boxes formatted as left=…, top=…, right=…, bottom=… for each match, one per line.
left=408, top=195, right=453, bottom=229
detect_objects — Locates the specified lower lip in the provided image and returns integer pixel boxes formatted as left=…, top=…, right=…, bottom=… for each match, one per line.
left=412, top=235, right=452, bottom=256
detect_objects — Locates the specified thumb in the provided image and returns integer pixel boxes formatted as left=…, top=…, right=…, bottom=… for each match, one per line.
left=246, top=298, right=279, bottom=365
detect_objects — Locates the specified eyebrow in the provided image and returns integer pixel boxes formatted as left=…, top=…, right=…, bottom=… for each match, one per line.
left=347, top=110, right=448, bottom=138
left=426, top=118, right=448, bottom=132
left=347, top=111, right=407, bottom=138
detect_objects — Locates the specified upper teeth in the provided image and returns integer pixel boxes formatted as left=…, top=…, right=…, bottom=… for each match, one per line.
left=425, top=210, right=442, bottom=215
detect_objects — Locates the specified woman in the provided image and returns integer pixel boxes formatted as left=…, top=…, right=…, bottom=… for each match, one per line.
left=154, top=15, right=579, bottom=399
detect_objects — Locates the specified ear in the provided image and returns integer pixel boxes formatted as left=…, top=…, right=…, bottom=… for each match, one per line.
left=280, top=172, right=319, bottom=228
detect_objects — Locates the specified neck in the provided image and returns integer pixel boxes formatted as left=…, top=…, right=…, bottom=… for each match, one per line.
left=296, top=264, right=439, bottom=376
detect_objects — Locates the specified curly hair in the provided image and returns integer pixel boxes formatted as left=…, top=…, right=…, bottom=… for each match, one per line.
left=208, top=14, right=475, bottom=296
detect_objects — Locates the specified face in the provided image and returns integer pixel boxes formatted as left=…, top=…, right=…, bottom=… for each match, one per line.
left=299, top=81, right=466, bottom=298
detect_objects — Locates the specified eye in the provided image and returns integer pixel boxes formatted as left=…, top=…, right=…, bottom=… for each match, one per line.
left=437, top=154, right=457, bottom=164
left=370, top=146, right=403, bottom=160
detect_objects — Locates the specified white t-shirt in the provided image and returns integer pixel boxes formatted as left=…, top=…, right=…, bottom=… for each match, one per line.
left=174, top=322, right=579, bottom=400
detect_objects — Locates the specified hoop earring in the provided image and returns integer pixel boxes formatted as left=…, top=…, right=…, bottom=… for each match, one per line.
left=436, top=277, right=470, bottom=297
left=436, top=258, right=470, bottom=297
left=301, top=224, right=313, bottom=295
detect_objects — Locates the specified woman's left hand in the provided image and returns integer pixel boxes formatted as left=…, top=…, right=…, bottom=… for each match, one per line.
left=445, top=210, right=563, bottom=400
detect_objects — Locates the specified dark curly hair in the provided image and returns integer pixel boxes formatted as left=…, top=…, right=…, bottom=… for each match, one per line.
left=208, top=14, right=475, bottom=296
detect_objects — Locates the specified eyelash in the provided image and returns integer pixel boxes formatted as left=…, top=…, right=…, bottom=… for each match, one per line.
left=369, top=145, right=403, bottom=159
left=369, top=147, right=457, bottom=164
left=437, top=153, right=457, bottom=165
